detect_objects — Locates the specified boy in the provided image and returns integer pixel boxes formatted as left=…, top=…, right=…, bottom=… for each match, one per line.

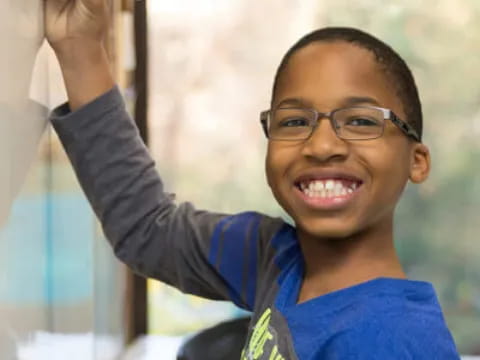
left=45, top=0, right=460, bottom=358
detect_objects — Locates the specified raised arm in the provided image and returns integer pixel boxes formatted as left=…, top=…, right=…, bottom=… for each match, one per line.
left=44, top=0, right=284, bottom=310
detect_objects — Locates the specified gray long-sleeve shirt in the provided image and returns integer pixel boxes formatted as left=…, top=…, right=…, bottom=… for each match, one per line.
left=50, top=85, right=284, bottom=305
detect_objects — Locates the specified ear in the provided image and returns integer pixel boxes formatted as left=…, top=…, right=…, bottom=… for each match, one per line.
left=409, top=143, right=431, bottom=184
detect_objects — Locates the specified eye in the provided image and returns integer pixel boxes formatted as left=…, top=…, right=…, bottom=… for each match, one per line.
left=345, top=117, right=380, bottom=127
left=279, top=117, right=310, bottom=127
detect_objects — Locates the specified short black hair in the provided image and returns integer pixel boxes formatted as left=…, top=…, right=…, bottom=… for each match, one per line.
left=271, top=27, right=423, bottom=141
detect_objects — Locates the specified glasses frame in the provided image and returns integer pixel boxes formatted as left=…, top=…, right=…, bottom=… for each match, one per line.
left=260, top=106, right=421, bottom=142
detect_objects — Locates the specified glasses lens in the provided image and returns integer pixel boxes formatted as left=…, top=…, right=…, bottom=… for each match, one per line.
left=269, top=108, right=314, bottom=140
left=334, top=107, right=385, bottom=139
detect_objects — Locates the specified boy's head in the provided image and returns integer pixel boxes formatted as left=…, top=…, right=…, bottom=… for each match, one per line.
left=272, top=27, right=423, bottom=140
left=263, top=27, right=430, bottom=241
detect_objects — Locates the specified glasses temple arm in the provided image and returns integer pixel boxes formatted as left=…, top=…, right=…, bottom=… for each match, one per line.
left=390, top=113, right=421, bottom=142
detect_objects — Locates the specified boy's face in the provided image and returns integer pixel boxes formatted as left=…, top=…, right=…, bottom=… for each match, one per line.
left=266, top=41, right=430, bottom=240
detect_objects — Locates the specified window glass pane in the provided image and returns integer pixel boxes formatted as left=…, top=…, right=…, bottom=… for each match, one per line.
left=0, top=2, right=125, bottom=358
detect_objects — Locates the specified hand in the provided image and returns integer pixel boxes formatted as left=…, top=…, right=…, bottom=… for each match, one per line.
left=44, top=0, right=110, bottom=54
left=44, top=0, right=115, bottom=110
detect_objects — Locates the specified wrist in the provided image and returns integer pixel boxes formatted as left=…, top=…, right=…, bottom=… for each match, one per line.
left=53, top=41, right=116, bottom=111
left=53, top=39, right=107, bottom=68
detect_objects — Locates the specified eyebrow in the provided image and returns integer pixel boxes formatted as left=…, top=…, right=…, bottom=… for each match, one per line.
left=343, top=96, right=381, bottom=107
left=276, top=96, right=382, bottom=109
left=276, top=97, right=312, bottom=108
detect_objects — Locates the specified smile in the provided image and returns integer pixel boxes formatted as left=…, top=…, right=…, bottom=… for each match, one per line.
left=294, top=178, right=363, bottom=209
left=299, top=179, right=359, bottom=198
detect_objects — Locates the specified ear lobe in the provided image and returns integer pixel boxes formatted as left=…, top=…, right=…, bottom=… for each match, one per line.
left=409, top=143, right=431, bottom=184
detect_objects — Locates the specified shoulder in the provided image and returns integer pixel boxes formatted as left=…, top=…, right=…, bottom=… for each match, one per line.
left=210, top=211, right=287, bottom=246
left=316, top=306, right=460, bottom=360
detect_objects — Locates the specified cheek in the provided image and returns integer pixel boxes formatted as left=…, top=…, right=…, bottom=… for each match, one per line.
left=265, top=143, right=295, bottom=188
left=365, top=146, right=411, bottom=202
left=265, top=144, right=298, bottom=215
left=265, top=144, right=279, bottom=189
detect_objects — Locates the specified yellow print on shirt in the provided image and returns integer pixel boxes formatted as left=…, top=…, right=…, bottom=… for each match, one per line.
left=241, top=308, right=286, bottom=360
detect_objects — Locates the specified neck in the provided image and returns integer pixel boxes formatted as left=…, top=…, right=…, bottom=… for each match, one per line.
left=296, top=218, right=405, bottom=303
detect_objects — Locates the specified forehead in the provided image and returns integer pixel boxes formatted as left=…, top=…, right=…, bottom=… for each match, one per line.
left=274, top=41, right=404, bottom=116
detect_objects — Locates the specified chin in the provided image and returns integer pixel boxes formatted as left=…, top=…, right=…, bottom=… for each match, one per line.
left=294, top=217, right=361, bottom=241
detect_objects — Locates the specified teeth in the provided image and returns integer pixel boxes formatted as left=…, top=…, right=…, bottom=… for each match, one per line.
left=325, top=180, right=335, bottom=190
left=299, top=179, right=360, bottom=198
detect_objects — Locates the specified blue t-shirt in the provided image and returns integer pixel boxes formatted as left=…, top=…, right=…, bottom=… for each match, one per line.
left=51, top=86, right=461, bottom=359
left=214, top=214, right=460, bottom=359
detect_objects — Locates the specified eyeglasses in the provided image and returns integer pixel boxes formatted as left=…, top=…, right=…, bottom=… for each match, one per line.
left=260, top=106, right=420, bottom=142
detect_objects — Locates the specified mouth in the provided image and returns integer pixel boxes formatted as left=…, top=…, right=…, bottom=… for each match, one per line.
left=293, top=176, right=364, bottom=210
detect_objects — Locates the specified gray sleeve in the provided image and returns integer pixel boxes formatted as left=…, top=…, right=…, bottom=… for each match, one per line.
left=49, top=86, right=284, bottom=309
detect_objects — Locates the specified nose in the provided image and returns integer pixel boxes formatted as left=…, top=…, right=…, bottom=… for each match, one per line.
left=300, top=117, right=349, bottom=163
